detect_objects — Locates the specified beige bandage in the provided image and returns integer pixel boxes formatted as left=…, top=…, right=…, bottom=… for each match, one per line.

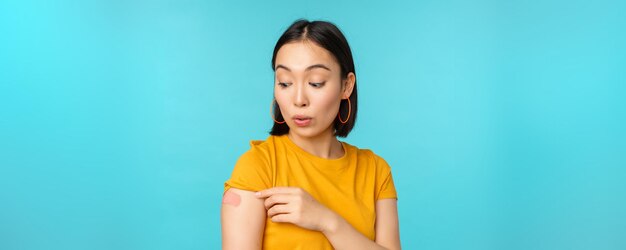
left=222, top=190, right=241, bottom=207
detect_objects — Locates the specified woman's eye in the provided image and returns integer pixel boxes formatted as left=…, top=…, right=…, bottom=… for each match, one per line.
left=309, top=82, right=325, bottom=88
left=278, top=82, right=290, bottom=87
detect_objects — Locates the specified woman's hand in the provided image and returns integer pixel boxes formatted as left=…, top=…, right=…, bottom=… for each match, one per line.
left=256, top=187, right=337, bottom=232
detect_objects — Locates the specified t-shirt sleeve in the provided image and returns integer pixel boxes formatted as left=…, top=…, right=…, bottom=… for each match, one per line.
left=224, top=146, right=272, bottom=193
left=374, top=155, right=398, bottom=200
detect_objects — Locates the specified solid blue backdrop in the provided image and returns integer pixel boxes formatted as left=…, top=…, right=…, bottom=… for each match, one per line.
left=1, top=0, right=625, bottom=249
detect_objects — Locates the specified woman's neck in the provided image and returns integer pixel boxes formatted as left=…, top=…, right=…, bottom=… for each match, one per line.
left=287, top=130, right=344, bottom=159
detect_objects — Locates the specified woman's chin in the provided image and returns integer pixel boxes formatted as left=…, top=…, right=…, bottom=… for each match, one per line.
left=288, top=124, right=334, bottom=139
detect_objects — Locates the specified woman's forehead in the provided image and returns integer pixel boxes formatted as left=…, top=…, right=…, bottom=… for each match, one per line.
left=275, top=41, right=339, bottom=72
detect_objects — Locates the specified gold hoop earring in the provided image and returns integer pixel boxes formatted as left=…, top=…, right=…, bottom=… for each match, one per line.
left=270, top=99, right=286, bottom=124
left=338, top=98, right=351, bottom=124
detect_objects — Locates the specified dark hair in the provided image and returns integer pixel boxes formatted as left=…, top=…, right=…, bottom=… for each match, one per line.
left=269, top=19, right=358, bottom=138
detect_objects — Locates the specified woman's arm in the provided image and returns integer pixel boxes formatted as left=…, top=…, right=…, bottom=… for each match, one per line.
left=322, top=198, right=401, bottom=250
left=256, top=187, right=401, bottom=250
left=374, top=199, right=401, bottom=249
left=221, top=188, right=266, bottom=250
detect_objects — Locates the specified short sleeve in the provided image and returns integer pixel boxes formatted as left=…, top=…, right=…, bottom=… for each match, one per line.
left=374, top=155, right=398, bottom=200
left=224, top=146, right=272, bottom=193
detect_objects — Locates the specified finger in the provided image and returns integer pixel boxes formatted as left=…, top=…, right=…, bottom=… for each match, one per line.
left=267, top=204, right=290, bottom=218
left=256, top=187, right=299, bottom=198
left=270, top=213, right=292, bottom=224
left=263, top=194, right=292, bottom=210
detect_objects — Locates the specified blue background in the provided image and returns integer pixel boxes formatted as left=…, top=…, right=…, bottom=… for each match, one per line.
left=1, top=0, right=625, bottom=249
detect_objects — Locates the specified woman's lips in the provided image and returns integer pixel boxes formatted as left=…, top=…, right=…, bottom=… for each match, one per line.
left=293, top=117, right=312, bottom=127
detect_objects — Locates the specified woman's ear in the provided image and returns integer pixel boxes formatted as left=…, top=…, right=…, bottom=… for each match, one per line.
left=342, top=72, right=356, bottom=99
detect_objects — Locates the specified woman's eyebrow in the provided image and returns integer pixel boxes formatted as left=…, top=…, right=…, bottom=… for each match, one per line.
left=275, top=64, right=331, bottom=72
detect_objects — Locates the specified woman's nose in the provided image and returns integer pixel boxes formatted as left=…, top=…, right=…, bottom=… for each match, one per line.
left=293, top=84, right=308, bottom=107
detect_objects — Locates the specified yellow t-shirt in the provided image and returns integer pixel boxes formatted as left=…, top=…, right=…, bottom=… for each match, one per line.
left=224, top=134, right=398, bottom=249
